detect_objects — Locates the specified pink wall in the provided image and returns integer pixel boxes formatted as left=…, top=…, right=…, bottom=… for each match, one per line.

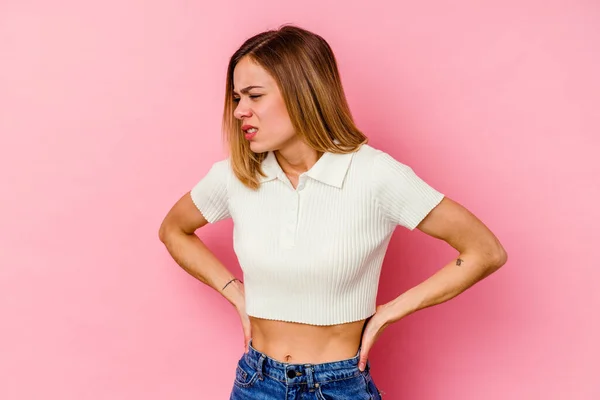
left=1, top=1, right=598, bottom=399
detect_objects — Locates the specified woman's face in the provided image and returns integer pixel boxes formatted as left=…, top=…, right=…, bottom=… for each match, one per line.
left=233, top=56, right=296, bottom=153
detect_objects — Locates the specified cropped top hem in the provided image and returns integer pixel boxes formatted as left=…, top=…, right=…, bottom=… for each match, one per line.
left=246, top=308, right=377, bottom=327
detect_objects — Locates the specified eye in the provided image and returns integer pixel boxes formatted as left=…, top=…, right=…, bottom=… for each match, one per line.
left=232, top=95, right=261, bottom=103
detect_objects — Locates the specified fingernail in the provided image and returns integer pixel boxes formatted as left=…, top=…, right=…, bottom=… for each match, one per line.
left=359, top=362, right=365, bottom=371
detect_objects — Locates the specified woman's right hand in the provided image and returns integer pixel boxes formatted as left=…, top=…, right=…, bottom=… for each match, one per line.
left=232, top=280, right=252, bottom=353
left=237, top=306, right=252, bottom=353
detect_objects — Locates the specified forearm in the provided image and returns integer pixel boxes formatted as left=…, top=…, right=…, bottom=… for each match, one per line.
left=160, top=227, right=245, bottom=310
left=385, top=251, right=506, bottom=324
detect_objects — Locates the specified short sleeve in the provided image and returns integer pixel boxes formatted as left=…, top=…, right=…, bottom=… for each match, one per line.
left=372, top=152, right=444, bottom=230
left=190, top=159, right=231, bottom=223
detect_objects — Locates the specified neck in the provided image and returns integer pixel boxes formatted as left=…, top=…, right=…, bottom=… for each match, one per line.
left=275, top=141, right=322, bottom=177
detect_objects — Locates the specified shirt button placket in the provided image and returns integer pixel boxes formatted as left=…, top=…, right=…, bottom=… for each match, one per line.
left=279, top=191, right=296, bottom=248
left=282, top=177, right=305, bottom=248
left=290, top=193, right=300, bottom=244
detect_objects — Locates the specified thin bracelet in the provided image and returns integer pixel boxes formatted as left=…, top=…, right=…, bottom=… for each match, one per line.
left=222, top=278, right=242, bottom=291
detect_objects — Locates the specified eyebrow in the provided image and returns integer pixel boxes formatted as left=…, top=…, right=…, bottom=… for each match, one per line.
left=232, top=85, right=264, bottom=95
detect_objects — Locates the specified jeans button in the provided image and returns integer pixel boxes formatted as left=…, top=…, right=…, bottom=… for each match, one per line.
left=287, top=369, right=296, bottom=378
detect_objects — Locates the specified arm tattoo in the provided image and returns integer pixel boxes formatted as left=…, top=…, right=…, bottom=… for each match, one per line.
left=456, top=258, right=464, bottom=266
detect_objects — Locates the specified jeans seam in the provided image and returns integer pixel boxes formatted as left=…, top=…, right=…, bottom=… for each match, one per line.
left=361, top=371, right=375, bottom=400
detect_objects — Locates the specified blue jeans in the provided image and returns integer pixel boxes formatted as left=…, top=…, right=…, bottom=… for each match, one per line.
left=230, top=339, right=383, bottom=399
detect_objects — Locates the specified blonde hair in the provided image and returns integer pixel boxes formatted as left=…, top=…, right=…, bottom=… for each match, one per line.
left=222, top=24, right=368, bottom=190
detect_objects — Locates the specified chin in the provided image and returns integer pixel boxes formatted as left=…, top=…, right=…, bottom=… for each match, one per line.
left=249, top=141, right=272, bottom=154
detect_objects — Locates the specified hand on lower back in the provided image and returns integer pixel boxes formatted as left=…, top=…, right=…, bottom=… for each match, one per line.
left=233, top=282, right=251, bottom=353
left=238, top=307, right=252, bottom=353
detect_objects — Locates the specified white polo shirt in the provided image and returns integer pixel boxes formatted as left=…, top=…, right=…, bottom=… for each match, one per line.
left=190, top=143, right=444, bottom=325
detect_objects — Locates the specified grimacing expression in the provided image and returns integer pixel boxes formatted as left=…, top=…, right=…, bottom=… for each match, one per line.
left=233, top=57, right=296, bottom=153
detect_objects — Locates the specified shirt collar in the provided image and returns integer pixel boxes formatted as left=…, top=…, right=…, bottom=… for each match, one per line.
left=259, top=147, right=355, bottom=189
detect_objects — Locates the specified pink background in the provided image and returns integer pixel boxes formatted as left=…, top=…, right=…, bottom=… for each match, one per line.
left=1, top=1, right=598, bottom=399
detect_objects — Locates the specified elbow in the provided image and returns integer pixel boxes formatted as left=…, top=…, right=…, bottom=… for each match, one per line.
left=494, top=247, right=508, bottom=268
left=158, top=222, right=168, bottom=243
left=158, top=219, right=176, bottom=244
left=159, top=217, right=192, bottom=244
left=488, top=243, right=508, bottom=272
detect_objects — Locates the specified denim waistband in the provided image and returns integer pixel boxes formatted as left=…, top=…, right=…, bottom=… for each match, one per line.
left=243, top=339, right=371, bottom=385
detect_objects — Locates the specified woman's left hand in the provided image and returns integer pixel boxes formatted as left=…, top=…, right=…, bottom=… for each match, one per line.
left=358, top=303, right=394, bottom=371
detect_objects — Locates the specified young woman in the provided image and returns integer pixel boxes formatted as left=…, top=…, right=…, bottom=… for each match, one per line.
left=159, top=24, right=507, bottom=400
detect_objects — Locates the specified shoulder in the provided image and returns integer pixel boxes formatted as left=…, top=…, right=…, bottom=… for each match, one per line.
left=351, top=143, right=406, bottom=172
left=350, top=143, right=383, bottom=165
left=212, top=157, right=232, bottom=169
left=205, top=157, right=233, bottom=177
left=192, top=157, right=232, bottom=190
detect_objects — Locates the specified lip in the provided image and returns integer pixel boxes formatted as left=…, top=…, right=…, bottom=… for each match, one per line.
left=245, top=130, right=258, bottom=140
left=242, top=124, right=258, bottom=140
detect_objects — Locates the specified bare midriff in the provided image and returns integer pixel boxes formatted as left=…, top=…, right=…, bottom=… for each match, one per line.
left=249, top=316, right=368, bottom=364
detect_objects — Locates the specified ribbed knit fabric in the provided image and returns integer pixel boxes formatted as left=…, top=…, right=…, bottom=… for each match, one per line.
left=190, top=144, right=444, bottom=326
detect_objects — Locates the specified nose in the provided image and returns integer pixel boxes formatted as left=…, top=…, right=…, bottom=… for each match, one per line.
left=234, top=101, right=252, bottom=120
